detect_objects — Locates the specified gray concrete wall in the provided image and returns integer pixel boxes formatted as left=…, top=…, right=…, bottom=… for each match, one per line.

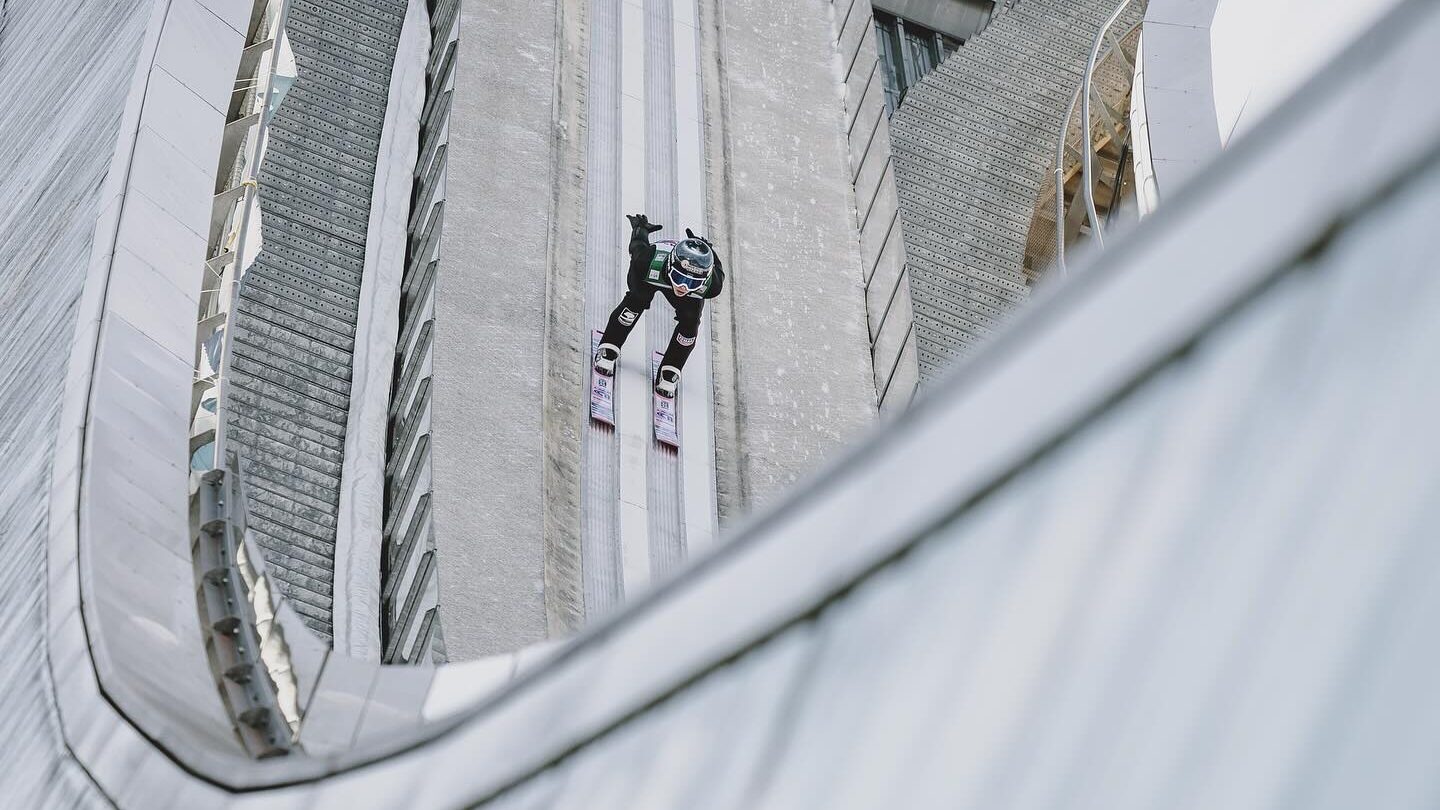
left=541, top=0, right=589, bottom=636
left=702, top=0, right=879, bottom=521
left=431, top=0, right=559, bottom=658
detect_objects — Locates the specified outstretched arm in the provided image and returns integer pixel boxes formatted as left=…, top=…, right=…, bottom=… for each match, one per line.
left=627, top=213, right=663, bottom=256
left=625, top=213, right=661, bottom=285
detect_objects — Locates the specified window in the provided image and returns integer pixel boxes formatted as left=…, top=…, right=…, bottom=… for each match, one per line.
left=873, top=11, right=964, bottom=116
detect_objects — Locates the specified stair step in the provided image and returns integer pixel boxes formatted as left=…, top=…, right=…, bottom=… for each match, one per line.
left=230, top=292, right=356, bottom=353
left=243, top=469, right=342, bottom=519
left=251, top=251, right=362, bottom=299
left=262, top=153, right=375, bottom=209
left=228, top=373, right=349, bottom=431
left=232, top=310, right=351, bottom=368
left=233, top=427, right=345, bottom=495
left=287, top=52, right=393, bottom=104
left=258, top=196, right=369, bottom=247
left=271, top=108, right=383, bottom=163
left=261, top=216, right=367, bottom=267
left=231, top=423, right=344, bottom=479
left=229, top=409, right=345, bottom=456
left=281, top=72, right=389, bottom=124
left=227, top=351, right=352, bottom=409
left=896, top=161, right=1037, bottom=227
left=267, top=118, right=383, bottom=172
left=236, top=284, right=356, bottom=342
left=250, top=538, right=335, bottom=593
left=287, top=17, right=402, bottom=71
left=257, top=178, right=374, bottom=238
left=279, top=83, right=385, bottom=132
left=245, top=261, right=361, bottom=314
left=231, top=329, right=353, bottom=384
left=239, top=263, right=361, bottom=325
left=291, top=0, right=405, bottom=30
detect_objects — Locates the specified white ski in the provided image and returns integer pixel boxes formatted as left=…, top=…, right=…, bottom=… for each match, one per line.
left=590, top=330, right=616, bottom=427
left=652, top=350, right=680, bottom=448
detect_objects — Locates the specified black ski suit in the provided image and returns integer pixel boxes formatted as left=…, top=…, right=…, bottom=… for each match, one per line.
left=599, top=225, right=725, bottom=376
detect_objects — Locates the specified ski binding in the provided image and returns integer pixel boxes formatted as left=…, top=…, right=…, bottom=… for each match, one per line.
left=651, top=350, right=680, bottom=448
left=590, top=330, right=616, bottom=427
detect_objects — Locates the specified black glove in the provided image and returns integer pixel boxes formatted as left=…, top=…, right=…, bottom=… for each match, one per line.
left=685, top=227, right=714, bottom=248
left=628, top=213, right=663, bottom=235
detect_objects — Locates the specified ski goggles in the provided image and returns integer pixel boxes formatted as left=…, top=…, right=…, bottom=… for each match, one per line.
left=668, top=264, right=707, bottom=293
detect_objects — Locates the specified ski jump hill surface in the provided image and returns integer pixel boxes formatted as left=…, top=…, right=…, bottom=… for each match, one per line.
left=2, top=0, right=1440, bottom=806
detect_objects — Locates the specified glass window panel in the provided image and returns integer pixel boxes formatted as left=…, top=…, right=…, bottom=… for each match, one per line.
left=873, top=13, right=903, bottom=115
left=873, top=11, right=956, bottom=112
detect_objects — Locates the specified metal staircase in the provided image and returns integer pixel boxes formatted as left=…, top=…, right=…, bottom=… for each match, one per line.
left=1031, top=4, right=1144, bottom=276
left=226, top=0, right=409, bottom=640
left=888, top=0, right=1145, bottom=380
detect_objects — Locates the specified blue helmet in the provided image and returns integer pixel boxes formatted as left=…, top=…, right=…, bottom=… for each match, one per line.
left=668, top=238, right=714, bottom=292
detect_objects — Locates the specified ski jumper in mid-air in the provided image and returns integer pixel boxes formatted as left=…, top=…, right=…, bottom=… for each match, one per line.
left=594, top=213, right=724, bottom=397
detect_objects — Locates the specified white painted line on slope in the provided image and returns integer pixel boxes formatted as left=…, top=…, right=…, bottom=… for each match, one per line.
left=617, top=0, right=653, bottom=595
left=674, top=0, right=719, bottom=553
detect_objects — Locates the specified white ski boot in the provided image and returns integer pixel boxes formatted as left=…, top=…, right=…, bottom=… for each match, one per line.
left=655, top=365, right=681, bottom=398
left=594, top=343, right=620, bottom=377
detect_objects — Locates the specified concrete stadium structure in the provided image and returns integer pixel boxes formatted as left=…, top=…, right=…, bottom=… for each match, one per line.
left=0, top=0, right=1434, bottom=805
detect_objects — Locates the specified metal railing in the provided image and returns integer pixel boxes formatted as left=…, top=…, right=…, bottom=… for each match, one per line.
left=196, top=452, right=302, bottom=757
left=1052, top=0, right=1144, bottom=274
left=190, top=0, right=293, bottom=475
left=187, top=0, right=300, bottom=756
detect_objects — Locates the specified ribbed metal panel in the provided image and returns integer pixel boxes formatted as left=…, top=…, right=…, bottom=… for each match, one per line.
left=0, top=1, right=153, bottom=805
left=643, top=0, right=687, bottom=580
left=888, top=0, right=1143, bottom=381
left=581, top=0, right=626, bottom=616
left=228, top=0, right=409, bottom=641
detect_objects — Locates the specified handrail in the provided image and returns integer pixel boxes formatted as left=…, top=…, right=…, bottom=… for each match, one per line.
left=1054, top=90, right=1080, bottom=275
left=1081, top=0, right=1137, bottom=250
left=1053, top=2, right=1143, bottom=274
left=196, top=452, right=299, bottom=757
left=186, top=0, right=300, bottom=756
left=211, top=0, right=293, bottom=464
